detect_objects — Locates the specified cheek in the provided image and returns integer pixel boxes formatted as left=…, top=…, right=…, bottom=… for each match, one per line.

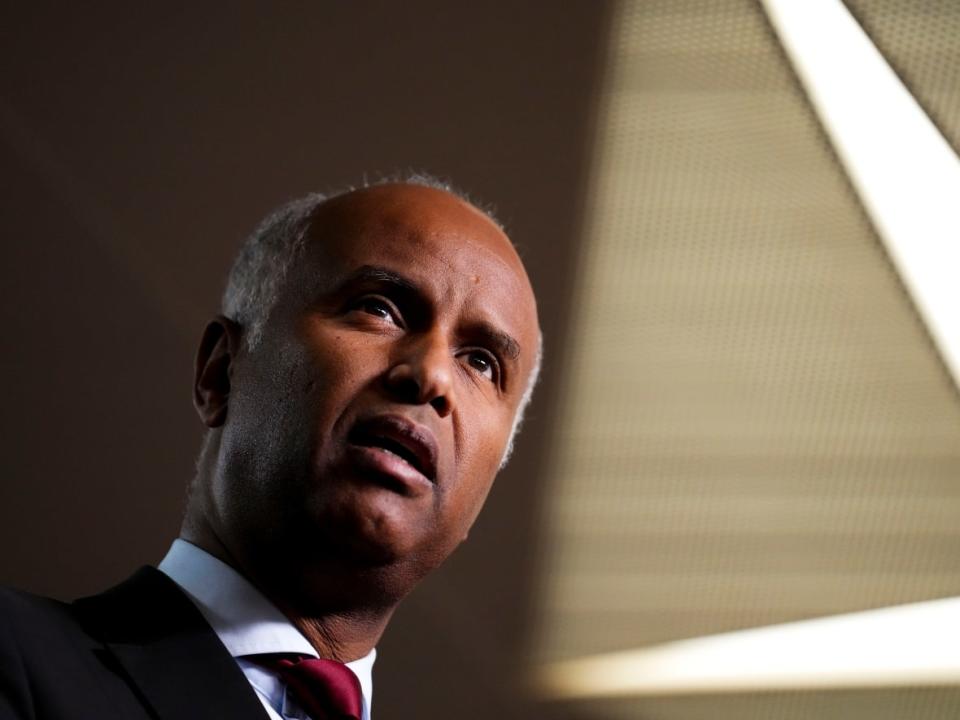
left=301, top=327, right=388, bottom=388
left=475, top=408, right=515, bottom=469
left=454, top=414, right=513, bottom=508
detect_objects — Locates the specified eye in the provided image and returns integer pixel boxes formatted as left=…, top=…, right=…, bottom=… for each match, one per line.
left=350, top=296, right=403, bottom=327
left=463, top=349, right=499, bottom=382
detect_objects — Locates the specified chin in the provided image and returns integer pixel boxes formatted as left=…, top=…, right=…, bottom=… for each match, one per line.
left=344, top=515, right=431, bottom=569
left=298, top=536, right=445, bottom=613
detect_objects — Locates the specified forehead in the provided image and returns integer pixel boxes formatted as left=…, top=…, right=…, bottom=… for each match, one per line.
left=313, top=185, right=516, bottom=270
left=299, top=184, right=539, bottom=339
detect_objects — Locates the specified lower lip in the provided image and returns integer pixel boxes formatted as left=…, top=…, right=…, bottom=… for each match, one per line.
left=346, top=444, right=434, bottom=496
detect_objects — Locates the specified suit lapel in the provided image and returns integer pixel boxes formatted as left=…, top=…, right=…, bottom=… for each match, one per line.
left=74, top=567, right=268, bottom=720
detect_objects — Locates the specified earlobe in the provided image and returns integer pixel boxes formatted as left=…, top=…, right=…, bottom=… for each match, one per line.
left=193, top=315, right=243, bottom=428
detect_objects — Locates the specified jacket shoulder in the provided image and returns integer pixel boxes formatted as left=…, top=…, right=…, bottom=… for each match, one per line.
left=0, top=572, right=169, bottom=720
left=0, top=585, right=78, bottom=718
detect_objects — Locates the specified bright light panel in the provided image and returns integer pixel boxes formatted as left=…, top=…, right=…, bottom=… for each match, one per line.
left=763, top=0, right=960, bottom=390
left=535, top=597, right=960, bottom=698
left=532, top=0, right=960, bottom=699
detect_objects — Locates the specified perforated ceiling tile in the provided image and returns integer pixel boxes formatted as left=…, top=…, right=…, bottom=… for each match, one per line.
left=844, top=0, right=960, bottom=153
left=530, top=1, right=960, bottom=717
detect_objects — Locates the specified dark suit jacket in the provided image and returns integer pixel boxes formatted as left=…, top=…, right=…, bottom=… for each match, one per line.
left=0, top=567, right=269, bottom=719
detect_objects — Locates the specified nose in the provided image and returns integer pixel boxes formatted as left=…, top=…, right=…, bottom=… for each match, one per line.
left=384, top=333, right=454, bottom=417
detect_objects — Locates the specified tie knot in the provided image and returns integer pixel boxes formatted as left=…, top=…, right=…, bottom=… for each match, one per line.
left=255, top=655, right=363, bottom=720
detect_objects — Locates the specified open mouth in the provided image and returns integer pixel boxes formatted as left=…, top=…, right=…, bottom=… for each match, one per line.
left=348, top=415, right=438, bottom=482
left=354, top=434, right=424, bottom=474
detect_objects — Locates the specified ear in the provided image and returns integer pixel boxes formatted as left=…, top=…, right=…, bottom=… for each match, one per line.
left=193, top=315, right=244, bottom=428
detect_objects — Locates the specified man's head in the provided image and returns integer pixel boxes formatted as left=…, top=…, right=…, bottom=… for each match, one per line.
left=184, top=178, right=541, bottom=614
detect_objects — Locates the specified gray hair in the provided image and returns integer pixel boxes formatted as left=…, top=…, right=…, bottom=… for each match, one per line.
left=220, top=172, right=540, bottom=465
left=502, top=336, right=542, bottom=465
left=223, top=173, right=487, bottom=348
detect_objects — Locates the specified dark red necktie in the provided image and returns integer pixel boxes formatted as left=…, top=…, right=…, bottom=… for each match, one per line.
left=255, top=655, right=363, bottom=720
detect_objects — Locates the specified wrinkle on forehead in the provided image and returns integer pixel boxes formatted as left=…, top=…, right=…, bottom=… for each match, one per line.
left=309, top=184, right=534, bottom=306
left=297, top=183, right=540, bottom=371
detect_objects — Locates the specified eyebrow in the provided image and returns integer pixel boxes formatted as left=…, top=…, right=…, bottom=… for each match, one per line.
left=340, top=264, right=419, bottom=293
left=474, top=322, right=521, bottom=361
left=339, top=264, right=522, bottom=361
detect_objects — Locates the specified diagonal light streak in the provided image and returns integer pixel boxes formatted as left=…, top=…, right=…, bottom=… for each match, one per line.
left=534, top=596, right=960, bottom=699
left=762, top=0, right=960, bottom=391
left=532, top=1, right=960, bottom=699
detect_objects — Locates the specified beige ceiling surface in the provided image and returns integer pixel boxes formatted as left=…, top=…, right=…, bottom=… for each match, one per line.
left=844, top=0, right=960, bottom=153
left=560, top=687, right=960, bottom=720
left=529, top=0, right=960, bottom=717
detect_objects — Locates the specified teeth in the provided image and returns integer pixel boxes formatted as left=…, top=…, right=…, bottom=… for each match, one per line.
left=379, top=446, right=406, bottom=462
left=372, top=437, right=420, bottom=472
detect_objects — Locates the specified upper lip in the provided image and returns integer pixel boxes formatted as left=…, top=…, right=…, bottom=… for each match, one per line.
left=348, top=413, right=439, bottom=481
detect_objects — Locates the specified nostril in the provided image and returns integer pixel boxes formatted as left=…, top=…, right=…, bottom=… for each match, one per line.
left=385, top=363, right=420, bottom=399
left=385, top=359, right=451, bottom=412
left=393, top=376, right=422, bottom=403
left=430, top=395, right=450, bottom=416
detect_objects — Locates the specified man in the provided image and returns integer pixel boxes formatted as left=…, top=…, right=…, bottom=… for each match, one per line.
left=0, top=178, right=542, bottom=719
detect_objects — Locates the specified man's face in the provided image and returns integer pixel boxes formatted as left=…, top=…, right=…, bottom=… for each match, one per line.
left=206, top=184, right=540, bottom=601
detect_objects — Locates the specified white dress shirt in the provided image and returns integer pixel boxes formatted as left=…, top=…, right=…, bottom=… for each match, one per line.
left=158, top=539, right=375, bottom=720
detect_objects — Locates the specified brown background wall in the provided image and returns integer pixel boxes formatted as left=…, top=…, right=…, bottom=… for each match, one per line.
left=0, top=4, right=610, bottom=718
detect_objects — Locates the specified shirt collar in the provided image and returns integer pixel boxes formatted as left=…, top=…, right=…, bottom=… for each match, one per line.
left=157, top=539, right=376, bottom=705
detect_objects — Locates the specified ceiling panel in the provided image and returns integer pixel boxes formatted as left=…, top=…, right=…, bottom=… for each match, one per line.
left=530, top=0, right=960, bottom=716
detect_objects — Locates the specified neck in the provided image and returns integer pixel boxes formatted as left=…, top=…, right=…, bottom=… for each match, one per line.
left=179, top=516, right=396, bottom=662
left=283, top=605, right=392, bottom=663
